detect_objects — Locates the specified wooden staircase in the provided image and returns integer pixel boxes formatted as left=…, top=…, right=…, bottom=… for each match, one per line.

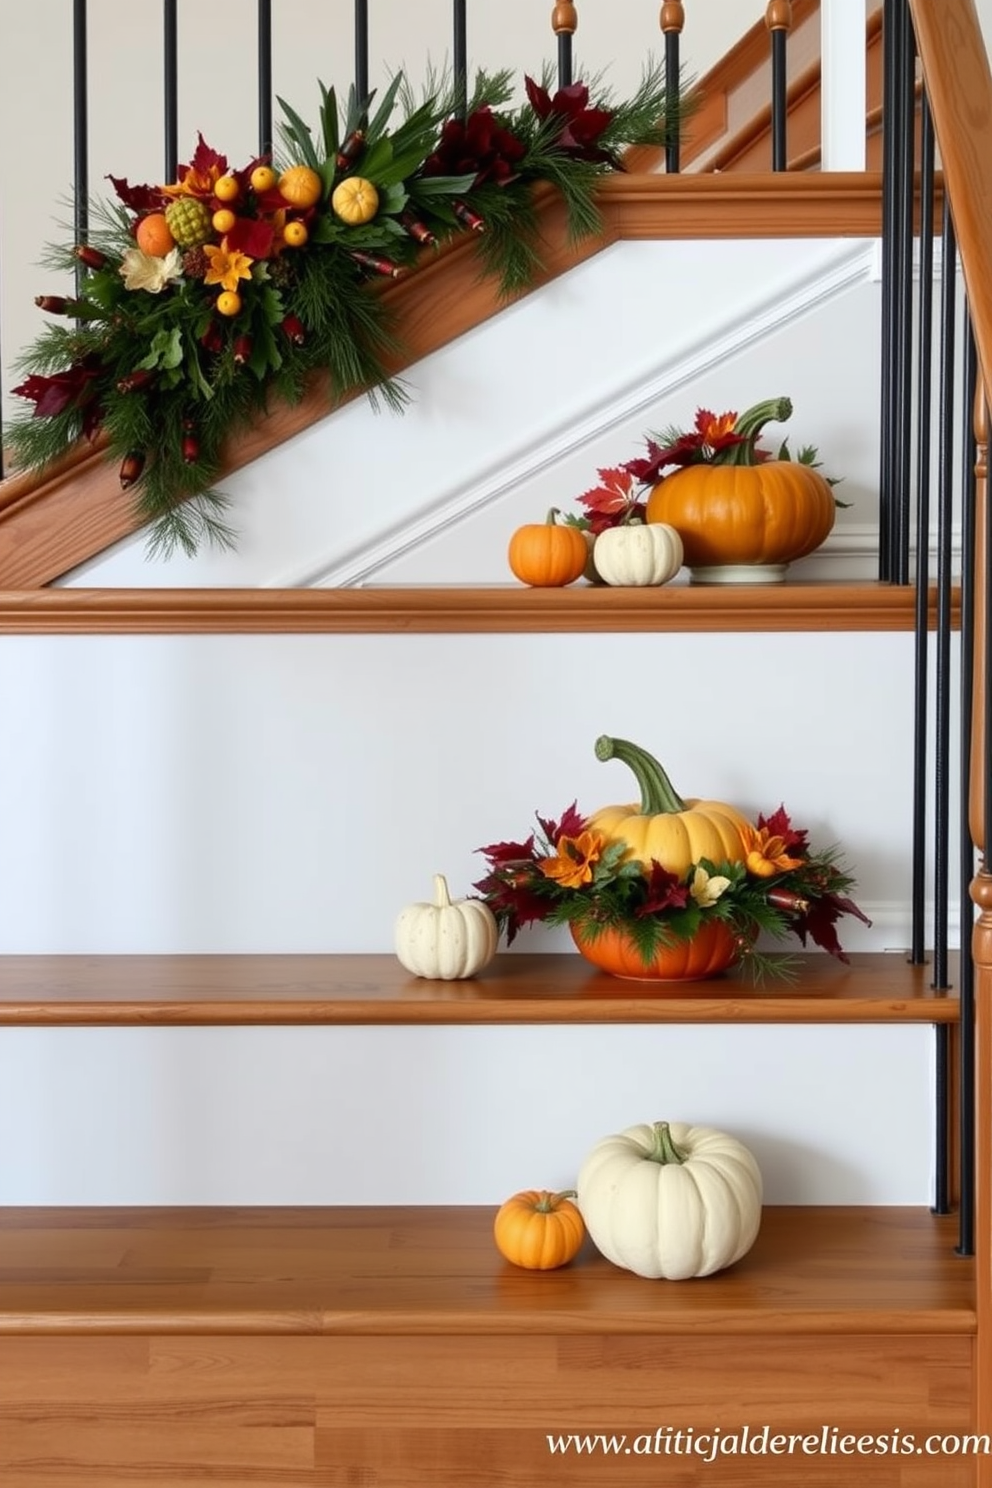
left=0, top=953, right=975, bottom=1487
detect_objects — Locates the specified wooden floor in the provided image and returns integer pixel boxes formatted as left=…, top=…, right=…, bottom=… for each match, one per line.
left=0, top=1205, right=979, bottom=1486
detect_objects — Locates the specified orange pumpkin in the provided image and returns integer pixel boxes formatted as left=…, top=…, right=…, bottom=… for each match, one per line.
left=508, top=508, right=588, bottom=587
left=571, top=919, right=739, bottom=981
left=644, top=398, right=835, bottom=570
left=493, top=1189, right=585, bottom=1269
left=646, top=460, right=835, bottom=568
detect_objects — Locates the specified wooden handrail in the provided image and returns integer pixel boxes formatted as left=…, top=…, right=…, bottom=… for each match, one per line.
left=911, top=7, right=992, bottom=1476
left=0, top=172, right=892, bottom=590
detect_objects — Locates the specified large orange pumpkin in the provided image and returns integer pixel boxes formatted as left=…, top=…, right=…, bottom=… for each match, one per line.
left=587, top=735, right=752, bottom=875
left=644, top=397, right=835, bottom=571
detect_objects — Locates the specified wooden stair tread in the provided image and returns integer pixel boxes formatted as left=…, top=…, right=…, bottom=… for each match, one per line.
left=0, top=1206, right=972, bottom=1337
left=0, top=952, right=959, bottom=1025
left=0, top=582, right=963, bottom=633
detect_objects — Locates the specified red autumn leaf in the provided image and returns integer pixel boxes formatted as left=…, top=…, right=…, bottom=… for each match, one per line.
left=576, top=467, right=637, bottom=516
left=536, top=801, right=586, bottom=844
left=476, top=835, right=535, bottom=866
left=636, top=861, right=690, bottom=916
left=107, top=175, right=166, bottom=214
left=225, top=215, right=275, bottom=260
left=757, top=805, right=809, bottom=856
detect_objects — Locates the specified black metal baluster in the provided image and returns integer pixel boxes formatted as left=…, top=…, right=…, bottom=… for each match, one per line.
left=911, top=94, right=936, bottom=964
left=258, top=0, right=273, bottom=158
left=552, top=3, right=576, bottom=91
left=73, top=0, right=89, bottom=281
left=957, top=326, right=979, bottom=1256
left=355, top=0, right=369, bottom=104
left=933, top=201, right=957, bottom=996
left=892, top=5, right=916, bottom=582
left=452, top=0, right=467, bottom=118
left=163, top=0, right=178, bottom=180
left=767, top=1, right=792, bottom=172
left=661, top=2, right=684, bottom=174
left=880, top=0, right=915, bottom=581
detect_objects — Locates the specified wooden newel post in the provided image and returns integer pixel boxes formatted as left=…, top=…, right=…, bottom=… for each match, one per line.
left=766, top=0, right=792, bottom=170
left=970, top=383, right=991, bottom=1481
left=551, top=2, right=577, bottom=89
left=661, top=3, right=685, bottom=173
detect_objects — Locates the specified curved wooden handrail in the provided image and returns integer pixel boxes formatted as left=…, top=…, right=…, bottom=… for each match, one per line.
left=0, top=172, right=890, bottom=590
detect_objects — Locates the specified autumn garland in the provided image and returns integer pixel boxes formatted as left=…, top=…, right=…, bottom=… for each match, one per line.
left=5, top=66, right=678, bottom=557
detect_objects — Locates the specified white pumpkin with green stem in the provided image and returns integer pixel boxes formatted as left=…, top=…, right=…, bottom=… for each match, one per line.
left=577, top=1120, right=762, bottom=1279
left=395, top=874, right=498, bottom=980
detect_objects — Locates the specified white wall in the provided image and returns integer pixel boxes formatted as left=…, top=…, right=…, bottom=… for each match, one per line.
left=0, top=2, right=973, bottom=1208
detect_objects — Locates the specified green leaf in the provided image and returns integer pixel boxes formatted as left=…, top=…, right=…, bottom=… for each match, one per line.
left=276, top=95, right=320, bottom=169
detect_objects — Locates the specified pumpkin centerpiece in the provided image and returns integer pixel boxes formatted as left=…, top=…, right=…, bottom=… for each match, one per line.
left=472, top=734, right=870, bottom=987
left=637, top=397, right=837, bottom=584
left=577, top=1120, right=763, bottom=1279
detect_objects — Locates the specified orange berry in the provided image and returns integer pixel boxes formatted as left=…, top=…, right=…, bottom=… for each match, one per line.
left=250, top=165, right=277, bottom=193
left=278, top=165, right=323, bottom=209
left=214, top=175, right=240, bottom=202
left=212, top=208, right=237, bottom=234
left=216, top=290, right=242, bottom=317
left=135, top=212, right=175, bottom=257
left=282, top=220, right=309, bottom=248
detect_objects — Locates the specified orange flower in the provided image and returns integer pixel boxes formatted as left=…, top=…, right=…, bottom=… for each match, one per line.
left=203, top=241, right=254, bottom=292
left=741, top=823, right=805, bottom=878
left=538, top=830, right=604, bottom=889
left=699, top=410, right=738, bottom=445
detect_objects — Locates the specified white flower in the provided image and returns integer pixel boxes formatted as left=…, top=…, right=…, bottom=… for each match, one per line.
left=119, top=247, right=183, bottom=294
left=690, top=866, right=731, bottom=908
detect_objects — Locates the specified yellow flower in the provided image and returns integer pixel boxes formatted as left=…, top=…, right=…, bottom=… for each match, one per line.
left=741, top=824, right=805, bottom=879
left=119, top=247, right=183, bottom=294
left=203, top=241, right=254, bottom=292
left=538, top=831, right=604, bottom=890
left=690, top=866, right=731, bottom=908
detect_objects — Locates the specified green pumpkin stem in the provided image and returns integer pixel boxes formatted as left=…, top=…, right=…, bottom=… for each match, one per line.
left=648, top=1121, right=687, bottom=1165
left=535, top=1188, right=577, bottom=1211
left=594, top=735, right=686, bottom=814
left=545, top=507, right=563, bottom=525
left=721, top=396, right=793, bottom=467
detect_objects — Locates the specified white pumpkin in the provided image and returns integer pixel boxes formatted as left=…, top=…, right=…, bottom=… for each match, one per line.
left=395, top=874, right=498, bottom=980
left=576, top=1120, right=762, bottom=1279
left=592, top=521, right=683, bottom=587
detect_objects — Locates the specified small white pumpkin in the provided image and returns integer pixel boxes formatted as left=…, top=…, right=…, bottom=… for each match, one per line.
left=592, top=521, right=683, bottom=587
left=395, top=874, right=498, bottom=980
left=577, top=1120, right=762, bottom=1279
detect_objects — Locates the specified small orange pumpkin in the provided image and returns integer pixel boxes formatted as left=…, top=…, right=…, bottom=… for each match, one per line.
left=493, top=1189, right=585, bottom=1269
left=645, top=398, right=835, bottom=570
left=508, top=508, right=588, bottom=587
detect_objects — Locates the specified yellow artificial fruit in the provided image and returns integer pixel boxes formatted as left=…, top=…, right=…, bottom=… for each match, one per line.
left=587, top=735, right=752, bottom=875
left=331, top=176, right=380, bottom=225
left=278, top=165, right=323, bottom=209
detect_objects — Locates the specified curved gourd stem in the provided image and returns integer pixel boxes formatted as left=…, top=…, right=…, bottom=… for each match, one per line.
left=724, top=396, right=793, bottom=466
left=648, top=1120, right=687, bottom=1165
left=534, top=1189, right=578, bottom=1211
left=433, top=874, right=452, bottom=907
left=594, top=735, right=686, bottom=813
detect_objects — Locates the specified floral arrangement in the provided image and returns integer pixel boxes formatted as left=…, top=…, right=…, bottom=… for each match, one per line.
left=473, top=735, right=870, bottom=983
left=565, top=395, right=841, bottom=542
left=6, top=66, right=679, bottom=556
